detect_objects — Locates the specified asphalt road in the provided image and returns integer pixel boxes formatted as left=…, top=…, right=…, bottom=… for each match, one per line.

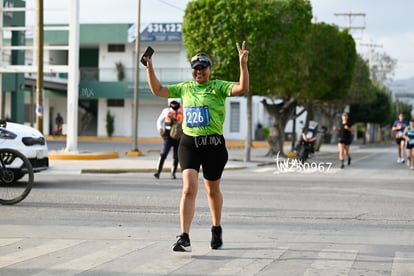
left=1, top=144, right=414, bottom=275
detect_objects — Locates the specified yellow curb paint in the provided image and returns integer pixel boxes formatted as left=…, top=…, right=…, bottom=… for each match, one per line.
left=125, top=150, right=142, bottom=157
left=49, top=152, right=119, bottom=160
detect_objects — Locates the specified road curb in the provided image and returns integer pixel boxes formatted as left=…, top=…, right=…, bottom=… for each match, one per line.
left=49, top=151, right=119, bottom=160
left=46, top=137, right=269, bottom=160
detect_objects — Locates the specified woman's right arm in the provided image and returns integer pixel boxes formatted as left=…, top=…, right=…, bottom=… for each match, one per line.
left=145, top=58, right=170, bottom=98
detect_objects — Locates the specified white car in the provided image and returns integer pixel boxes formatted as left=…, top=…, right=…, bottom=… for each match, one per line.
left=0, top=121, right=49, bottom=175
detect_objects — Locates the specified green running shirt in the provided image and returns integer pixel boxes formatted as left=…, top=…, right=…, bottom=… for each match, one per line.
left=168, top=80, right=235, bottom=137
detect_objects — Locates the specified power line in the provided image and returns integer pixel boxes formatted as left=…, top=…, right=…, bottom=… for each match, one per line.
left=359, top=42, right=383, bottom=51
left=157, top=0, right=185, bottom=12
left=334, top=12, right=366, bottom=30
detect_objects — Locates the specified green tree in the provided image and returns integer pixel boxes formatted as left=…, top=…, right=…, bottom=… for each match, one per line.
left=115, top=62, right=125, bottom=81
left=263, top=22, right=357, bottom=154
left=351, top=84, right=392, bottom=125
left=347, top=54, right=375, bottom=105
left=391, top=101, right=412, bottom=122
left=303, top=23, right=356, bottom=102
left=106, top=110, right=115, bottom=137
left=314, top=54, right=372, bottom=138
left=298, top=23, right=356, bottom=128
left=350, top=83, right=392, bottom=143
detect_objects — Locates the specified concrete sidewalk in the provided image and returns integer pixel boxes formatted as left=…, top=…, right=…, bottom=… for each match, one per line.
left=48, top=146, right=272, bottom=174
left=46, top=136, right=270, bottom=160
left=47, top=141, right=340, bottom=174
left=46, top=136, right=274, bottom=173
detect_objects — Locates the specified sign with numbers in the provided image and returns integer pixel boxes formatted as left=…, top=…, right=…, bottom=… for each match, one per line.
left=129, top=23, right=182, bottom=42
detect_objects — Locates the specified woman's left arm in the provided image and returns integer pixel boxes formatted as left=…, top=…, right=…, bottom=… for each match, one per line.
left=231, top=41, right=250, bottom=96
left=403, top=127, right=408, bottom=140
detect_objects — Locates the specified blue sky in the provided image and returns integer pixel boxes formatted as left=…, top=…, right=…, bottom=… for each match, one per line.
left=25, top=0, right=414, bottom=80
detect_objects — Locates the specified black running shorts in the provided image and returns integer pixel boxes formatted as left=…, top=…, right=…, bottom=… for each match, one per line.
left=396, top=137, right=405, bottom=145
left=338, top=137, right=352, bottom=145
left=178, top=133, right=228, bottom=181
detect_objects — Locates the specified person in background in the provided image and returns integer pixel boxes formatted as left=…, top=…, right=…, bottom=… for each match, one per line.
left=391, top=113, right=408, bottom=164
left=143, top=41, right=249, bottom=252
left=335, top=112, right=354, bottom=169
left=301, top=125, right=317, bottom=150
left=403, top=118, right=414, bottom=169
left=254, top=123, right=265, bottom=141
left=55, top=113, right=64, bottom=135
left=154, top=99, right=183, bottom=179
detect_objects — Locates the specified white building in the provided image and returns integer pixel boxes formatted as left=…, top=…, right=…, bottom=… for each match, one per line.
left=2, top=21, right=278, bottom=140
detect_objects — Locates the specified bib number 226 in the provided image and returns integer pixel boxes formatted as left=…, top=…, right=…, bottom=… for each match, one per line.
left=185, top=106, right=210, bottom=127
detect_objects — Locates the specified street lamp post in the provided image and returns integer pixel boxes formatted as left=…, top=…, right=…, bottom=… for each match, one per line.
left=65, top=0, right=80, bottom=152
left=128, top=0, right=142, bottom=156
left=35, top=0, right=44, bottom=132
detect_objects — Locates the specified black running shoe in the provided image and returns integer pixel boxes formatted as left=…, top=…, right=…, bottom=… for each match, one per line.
left=210, top=225, right=223, bottom=249
left=173, top=233, right=192, bottom=252
left=348, top=157, right=351, bottom=165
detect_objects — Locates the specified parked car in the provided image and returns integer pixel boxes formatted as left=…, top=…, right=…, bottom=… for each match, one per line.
left=0, top=120, right=49, bottom=177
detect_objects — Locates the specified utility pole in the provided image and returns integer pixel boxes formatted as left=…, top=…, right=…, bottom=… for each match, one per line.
left=360, top=42, right=383, bottom=66
left=334, top=12, right=367, bottom=141
left=0, top=0, right=3, bottom=120
left=360, top=42, right=383, bottom=61
left=334, top=12, right=366, bottom=40
left=35, top=0, right=44, bottom=132
left=127, top=0, right=142, bottom=156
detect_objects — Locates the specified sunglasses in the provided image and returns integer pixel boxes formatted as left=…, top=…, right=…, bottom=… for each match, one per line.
left=191, top=54, right=210, bottom=65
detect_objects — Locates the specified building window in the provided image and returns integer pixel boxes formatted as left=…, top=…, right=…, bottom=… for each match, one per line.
left=107, top=99, right=124, bottom=107
left=108, top=44, right=125, bottom=52
left=230, top=102, right=240, bottom=132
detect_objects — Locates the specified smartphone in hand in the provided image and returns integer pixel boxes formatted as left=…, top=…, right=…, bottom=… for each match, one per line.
left=140, top=46, right=154, bottom=66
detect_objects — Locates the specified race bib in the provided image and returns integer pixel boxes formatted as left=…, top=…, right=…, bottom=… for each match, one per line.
left=396, top=131, right=403, bottom=138
left=409, top=139, right=414, bottom=145
left=185, top=106, right=211, bottom=127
